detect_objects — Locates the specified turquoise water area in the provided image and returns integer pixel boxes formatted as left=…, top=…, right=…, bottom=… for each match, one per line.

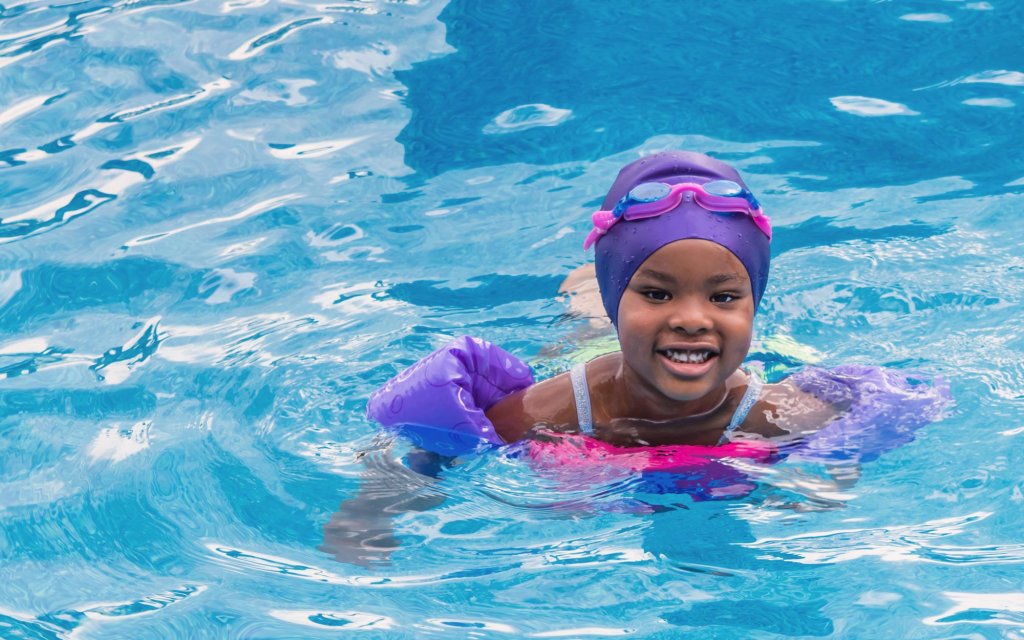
left=2, top=0, right=1023, bottom=637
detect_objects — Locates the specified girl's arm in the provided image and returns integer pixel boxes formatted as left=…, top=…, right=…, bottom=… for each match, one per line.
left=320, top=449, right=449, bottom=566
left=485, top=373, right=576, bottom=443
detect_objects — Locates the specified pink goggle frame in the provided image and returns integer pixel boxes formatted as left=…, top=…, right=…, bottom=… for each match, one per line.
left=583, top=180, right=773, bottom=250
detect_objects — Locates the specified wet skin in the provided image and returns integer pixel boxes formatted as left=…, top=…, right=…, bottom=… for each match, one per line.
left=487, top=239, right=840, bottom=447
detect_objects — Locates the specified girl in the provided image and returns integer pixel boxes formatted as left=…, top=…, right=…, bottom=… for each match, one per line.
left=333, top=151, right=948, bottom=563
left=367, top=151, right=947, bottom=469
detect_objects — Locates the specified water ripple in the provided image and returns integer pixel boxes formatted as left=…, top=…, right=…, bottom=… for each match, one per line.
left=924, top=591, right=1024, bottom=627
left=0, top=14, right=80, bottom=70
left=268, top=608, right=396, bottom=630
left=90, top=317, right=163, bottom=383
left=70, top=584, right=206, bottom=619
left=0, top=337, right=79, bottom=379
left=205, top=542, right=531, bottom=588
left=227, top=16, right=330, bottom=61
left=123, top=193, right=300, bottom=248
left=219, top=0, right=269, bottom=13
left=0, top=584, right=206, bottom=638
left=532, top=628, right=638, bottom=638
left=743, top=512, right=1024, bottom=565
left=0, top=0, right=194, bottom=69
left=3, top=79, right=230, bottom=166
left=331, top=40, right=401, bottom=77
left=267, top=136, right=368, bottom=160
left=1, top=138, right=200, bottom=244
left=159, top=312, right=328, bottom=367
left=0, top=92, right=65, bottom=129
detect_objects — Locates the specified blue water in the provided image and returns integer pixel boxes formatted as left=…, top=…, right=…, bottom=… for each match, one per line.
left=2, top=0, right=1023, bottom=637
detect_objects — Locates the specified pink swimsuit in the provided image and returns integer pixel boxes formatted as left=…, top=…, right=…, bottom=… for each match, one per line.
left=525, top=364, right=776, bottom=499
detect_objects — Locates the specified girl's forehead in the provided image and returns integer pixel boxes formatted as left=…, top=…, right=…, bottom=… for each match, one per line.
left=636, top=239, right=751, bottom=284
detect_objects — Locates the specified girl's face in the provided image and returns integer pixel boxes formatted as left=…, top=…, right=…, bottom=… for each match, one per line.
left=615, top=239, right=755, bottom=413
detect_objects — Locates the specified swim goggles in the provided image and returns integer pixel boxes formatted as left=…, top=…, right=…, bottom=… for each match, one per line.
left=583, top=180, right=772, bottom=250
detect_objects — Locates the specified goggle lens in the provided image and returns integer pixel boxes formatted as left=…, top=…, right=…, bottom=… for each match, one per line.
left=703, top=180, right=744, bottom=197
left=627, top=182, right=672, bottom=203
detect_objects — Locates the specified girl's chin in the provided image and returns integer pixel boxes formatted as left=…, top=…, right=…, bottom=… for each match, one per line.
left=657, top=386, right=720, bottom=405
left=651, top=375, right=721, bottom=403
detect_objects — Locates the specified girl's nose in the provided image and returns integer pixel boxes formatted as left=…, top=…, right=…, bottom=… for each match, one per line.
left=667, top=299, right=712, bottom=334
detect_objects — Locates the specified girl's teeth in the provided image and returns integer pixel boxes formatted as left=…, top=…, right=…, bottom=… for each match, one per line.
left=665, top=350, right=711, bottom=363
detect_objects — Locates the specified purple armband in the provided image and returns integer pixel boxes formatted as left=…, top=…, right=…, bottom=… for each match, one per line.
left=787, top=365, right=951, bottom=463
left=366, top=336, right=535, bottom=456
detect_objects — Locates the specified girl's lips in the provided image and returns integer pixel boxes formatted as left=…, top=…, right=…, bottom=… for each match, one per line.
left=657, top=351, right=718, bottom=378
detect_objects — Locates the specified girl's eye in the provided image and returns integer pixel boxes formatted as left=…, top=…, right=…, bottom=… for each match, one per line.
left=711, top=292, right=738, bottom=303
left=643, top=289, right=671, bottom=301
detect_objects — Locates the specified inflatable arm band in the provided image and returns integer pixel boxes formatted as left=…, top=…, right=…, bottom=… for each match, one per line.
left=786, top=364, right=951, bottom=463
left=366, top=336, right=535, bottom=456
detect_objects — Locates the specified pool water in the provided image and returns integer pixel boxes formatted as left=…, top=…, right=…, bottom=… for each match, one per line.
left=2, top=0, right=1023, bottom=637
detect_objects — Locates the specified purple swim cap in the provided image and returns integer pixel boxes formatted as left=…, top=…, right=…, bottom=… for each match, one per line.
left=594, top=151, right=771, bottom=326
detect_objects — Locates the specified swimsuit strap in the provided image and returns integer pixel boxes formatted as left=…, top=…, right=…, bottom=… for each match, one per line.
left=570, top=362, right=594, bottom=434
left=718, top=369, right=764, bottom=445
left=571, top=363, right=761, bottom=441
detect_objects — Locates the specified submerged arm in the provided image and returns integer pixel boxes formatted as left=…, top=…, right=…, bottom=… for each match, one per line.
left=320, top=448, right=449, bottom=566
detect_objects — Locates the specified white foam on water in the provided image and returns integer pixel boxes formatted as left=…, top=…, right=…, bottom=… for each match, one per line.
left=963, top=97, right=1015, bottom=108
left=962, top=70, right=1024, bottom=86
left=484, top=103, right=573, bottom=134
left=899, top=13, right=952, bottom=23
left=830, top=95, right=920, bottom=117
